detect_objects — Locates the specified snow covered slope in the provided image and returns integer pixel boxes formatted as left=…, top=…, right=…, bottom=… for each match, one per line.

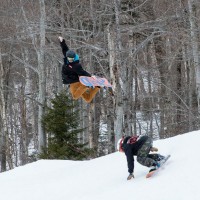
left=0, top=131, right=200, bottom=200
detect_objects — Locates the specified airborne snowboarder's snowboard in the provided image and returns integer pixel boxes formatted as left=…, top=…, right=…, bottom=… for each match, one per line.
left=146, top=155, right=171, bottom=178
left=79, top=76, right=112, bottom=88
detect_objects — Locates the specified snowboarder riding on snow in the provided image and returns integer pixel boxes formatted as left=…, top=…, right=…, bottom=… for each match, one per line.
left=58, top=36, right=100, bottom=103
left=117, top=135, right=165, bottom=180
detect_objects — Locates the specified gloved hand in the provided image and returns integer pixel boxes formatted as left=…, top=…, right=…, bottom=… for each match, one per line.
left=127, top=173, right=134, bottom=180
left=150, top=147, right=158, bottom=152
left=91, top=75, right=97, bottom=79
left=58, top=36, right=63, bottom=42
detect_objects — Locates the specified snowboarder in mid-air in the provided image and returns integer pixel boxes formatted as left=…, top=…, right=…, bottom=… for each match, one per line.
left=117, top=135, right=166, bottom=180
left=58, top=36, right=100, bottom=103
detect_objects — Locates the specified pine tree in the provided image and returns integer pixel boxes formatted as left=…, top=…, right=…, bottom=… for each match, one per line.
left=40, top=91, right=91, bottom=160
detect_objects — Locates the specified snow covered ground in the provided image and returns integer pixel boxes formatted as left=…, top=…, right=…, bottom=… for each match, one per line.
left=0, top=131, right=200, bottom=200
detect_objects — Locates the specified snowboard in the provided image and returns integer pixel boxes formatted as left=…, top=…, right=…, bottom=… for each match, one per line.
left=146, top=154, right=171, bottom=178
left=79, top=76, right=112, bottom=88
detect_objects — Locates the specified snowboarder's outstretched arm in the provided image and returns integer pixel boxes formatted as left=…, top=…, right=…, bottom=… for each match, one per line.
left=125, top=148, right=135, bottom=175
left=126, top=150, right=135, bottom=180
left=58, top=36, right=69, bottom=57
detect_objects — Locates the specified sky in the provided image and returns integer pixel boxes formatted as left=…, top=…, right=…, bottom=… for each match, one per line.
left=0, top=131, right=200, bottom=200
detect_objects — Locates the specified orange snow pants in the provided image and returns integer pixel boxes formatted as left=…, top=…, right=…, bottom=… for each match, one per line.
left=70, top=82, right=100, bottom=103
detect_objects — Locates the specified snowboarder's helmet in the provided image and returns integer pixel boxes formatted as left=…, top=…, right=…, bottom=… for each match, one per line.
left=66, top=50, right=76, bottom=58
left=117, top=137, right=124, bottom=152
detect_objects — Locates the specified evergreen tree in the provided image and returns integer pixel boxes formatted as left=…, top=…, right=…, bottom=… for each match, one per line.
left=41, top=91, right=91, bottom=160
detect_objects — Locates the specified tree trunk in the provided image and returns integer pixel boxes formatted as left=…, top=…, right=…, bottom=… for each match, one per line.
left=0, top=48, right=7, bottom=172
left=38, top=0, right=46, bottom=153
left=113, top=0, right=124, bottom=148
left=188, top=0, right=200, bottom=117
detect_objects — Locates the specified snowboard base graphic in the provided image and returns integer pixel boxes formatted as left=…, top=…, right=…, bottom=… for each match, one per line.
left=79, top=76, right=112, bottom=88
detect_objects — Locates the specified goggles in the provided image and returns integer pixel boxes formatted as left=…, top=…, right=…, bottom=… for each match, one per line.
left=67, top=57, right=74, bottom=62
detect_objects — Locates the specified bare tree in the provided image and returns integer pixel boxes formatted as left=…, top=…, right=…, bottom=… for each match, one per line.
left=0, top=48, right=7, bottom=172
left=37, top=0, right=47, bottom=153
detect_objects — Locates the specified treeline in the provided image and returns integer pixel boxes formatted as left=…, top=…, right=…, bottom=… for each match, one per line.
left=0, top=0, right=200, bottom=172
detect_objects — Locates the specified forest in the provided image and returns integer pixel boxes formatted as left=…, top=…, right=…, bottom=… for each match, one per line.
left=0, top=0, right=200, bottom=172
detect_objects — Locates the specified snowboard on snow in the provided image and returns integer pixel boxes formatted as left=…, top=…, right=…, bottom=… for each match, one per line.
left=146, top=154, right=171, bottom=178
left=79, top=76, right=112, bottom=88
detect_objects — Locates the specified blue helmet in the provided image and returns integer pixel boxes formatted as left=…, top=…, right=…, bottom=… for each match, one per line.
left=66, top=50, right=76, bottom=58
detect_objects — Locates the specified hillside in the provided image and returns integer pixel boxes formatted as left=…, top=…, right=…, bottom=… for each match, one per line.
left=0, top=131, right=200, bottom=200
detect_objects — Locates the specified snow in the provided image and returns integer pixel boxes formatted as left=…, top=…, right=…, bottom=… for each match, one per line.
left=0, top=131, right=200, bottom=200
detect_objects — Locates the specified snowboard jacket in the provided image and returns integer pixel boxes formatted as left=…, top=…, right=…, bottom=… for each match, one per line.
left=122, top=135, right=149, bottom=174
left=60, top=39, right=91, bottom=84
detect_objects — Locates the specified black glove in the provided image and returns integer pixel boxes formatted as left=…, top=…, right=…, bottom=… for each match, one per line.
left=127, top=173, right=134, bottom=180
